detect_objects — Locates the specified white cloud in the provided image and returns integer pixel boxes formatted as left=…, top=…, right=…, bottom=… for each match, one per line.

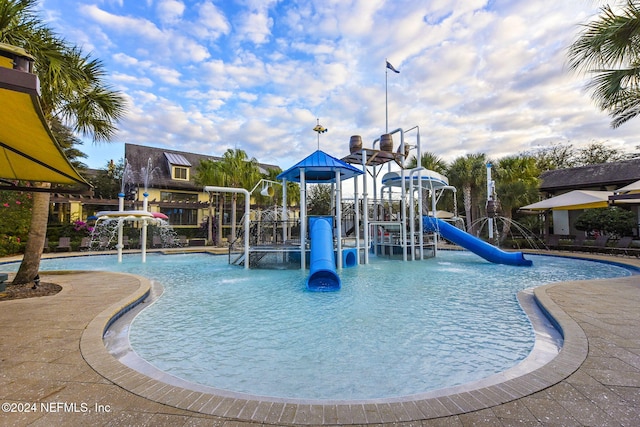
left=156, top=0, right=185, bottom=26
left=42, top=0, right=640, bottom=172
left=192, top=1, right=231, bottom=40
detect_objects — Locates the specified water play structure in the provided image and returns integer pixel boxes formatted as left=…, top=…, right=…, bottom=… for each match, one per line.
left=208, top=125, right=531, bottom=290
left=91, top=159, right=178, bottom=262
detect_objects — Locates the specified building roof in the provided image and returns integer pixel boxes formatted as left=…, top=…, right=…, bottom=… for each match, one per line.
left=164, top=152, right=191, bottom=166
left=277, top=150, right=363, bottom=183
left=539, top=158, right=640, bottom=193
left=124, top=143, right=279, bottom=191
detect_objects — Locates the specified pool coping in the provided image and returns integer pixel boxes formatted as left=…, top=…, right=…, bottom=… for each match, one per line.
left=78, top=254, right=604, bottom=425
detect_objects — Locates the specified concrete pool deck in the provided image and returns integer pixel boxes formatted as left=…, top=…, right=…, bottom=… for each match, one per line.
left=0, top=250, right=639, bottom=426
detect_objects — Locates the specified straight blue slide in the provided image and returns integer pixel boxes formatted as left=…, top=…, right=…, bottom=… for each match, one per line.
left=306, top=216, right=341, bottom=291
left=423, top=216, right=532, bottom=266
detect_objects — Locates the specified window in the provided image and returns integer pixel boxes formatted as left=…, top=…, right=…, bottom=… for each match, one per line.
left=162, top=208, right=198, bottom=225
left=172, top=166, right=189, bottom=180
left=160, top=191, right=198, bottom=202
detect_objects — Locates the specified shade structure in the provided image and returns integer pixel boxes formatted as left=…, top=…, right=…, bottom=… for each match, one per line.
left=615, top=179, right=640, bottom=193
left=0, top=59, right=91, bottom=190
left=520, top=190, right=612, bottom=211
left=277, top=149, right=363, bottom=183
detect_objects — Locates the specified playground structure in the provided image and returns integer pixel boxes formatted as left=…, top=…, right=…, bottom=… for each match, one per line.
left=214, top=126, right=532, bottom=291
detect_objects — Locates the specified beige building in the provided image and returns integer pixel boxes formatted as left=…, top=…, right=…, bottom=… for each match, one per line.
left=50, top=143, right=280, bottom=240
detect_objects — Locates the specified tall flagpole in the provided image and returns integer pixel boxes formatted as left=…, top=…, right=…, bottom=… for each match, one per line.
left=385, top=58, right=388, bottom=133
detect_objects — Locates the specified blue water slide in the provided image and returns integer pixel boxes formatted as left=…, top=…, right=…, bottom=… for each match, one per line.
left=306, top=217, right=341, bottom=291
left=423, top=216, right=532, bottom=266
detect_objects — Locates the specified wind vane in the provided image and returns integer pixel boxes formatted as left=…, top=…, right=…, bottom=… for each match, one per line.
left=313, top=118, right=328, bottom=150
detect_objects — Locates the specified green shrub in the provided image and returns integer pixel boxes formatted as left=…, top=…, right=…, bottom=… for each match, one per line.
left=0, top=189, right=33, bottom=256
left=575, top=207, right=636, bottom=238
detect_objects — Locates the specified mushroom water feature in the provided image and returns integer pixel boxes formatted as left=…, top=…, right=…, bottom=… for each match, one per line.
left=93, top=158, right=169, bottom=263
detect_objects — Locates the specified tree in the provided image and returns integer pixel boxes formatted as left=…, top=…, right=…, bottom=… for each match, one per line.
left=575, top=140, right=628, bottom=165
left=2, top=0, right=125, bottom=285
left=407, top=152, right=448, bottom=173
left=569, top=1, right=640, bottom=128
left=217, top=149, right=261, bottom=241
left=528, top=142, right=576, bottom=171
left=194, top=159, right=226, bottom=245
left=88, top=159, right=125, bottom=199
left=307, top=184, right=333, bottom=216
left=447, top=153, right=487, bottom=232
left=575, top=207, right=636, bottom=237
left=494, top=155, right=540, bottom=241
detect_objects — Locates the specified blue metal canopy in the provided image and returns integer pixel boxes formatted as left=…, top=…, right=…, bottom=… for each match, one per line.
left=277, top=150, right=363, bottom=183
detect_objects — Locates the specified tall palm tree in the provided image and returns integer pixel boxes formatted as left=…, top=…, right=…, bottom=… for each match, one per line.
left=217, top=149, right=261, bottom=240
left=447, top=153, right=487, bottom=232
left=569, top=1, right=640, bottom=128
left=194, top=159, right=226, bottom=246
left=494, top=155, right=540, bottom=241
left=2, top=0, right=125, bottom=284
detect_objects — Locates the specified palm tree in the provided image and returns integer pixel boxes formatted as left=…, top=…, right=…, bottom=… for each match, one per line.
left=494, top=155, right=540, bottom=241
left=217, top=149, right=261, bottom=241
left=407, top=152, right=448, bottom=173
left=447, top=153, right=487, bottom=232
left=2, top=0, right=125, bottom=284
left=569, top=1, right=640, bottom=128
left=194, top=159, right=226, bottom=245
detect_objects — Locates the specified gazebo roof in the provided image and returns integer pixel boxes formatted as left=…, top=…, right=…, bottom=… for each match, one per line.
left=277, top=150, right=363, bottom=183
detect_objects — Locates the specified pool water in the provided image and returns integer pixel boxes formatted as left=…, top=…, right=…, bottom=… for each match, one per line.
left=3, top=251, right=633, bottom=400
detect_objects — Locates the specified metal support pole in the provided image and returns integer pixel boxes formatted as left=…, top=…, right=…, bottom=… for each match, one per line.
left=300, top=169, right=306, bottom=270
left=203, top=186, right=251, bottom=269
left=335, top=170, right=342, bottom=269
left=141, top=192, right=148, bottom=263
left=354, top=174, right=360, bottom=264
left=362, top=152, right=369, bottom=265
left=409, top=167, right=425, bottom=261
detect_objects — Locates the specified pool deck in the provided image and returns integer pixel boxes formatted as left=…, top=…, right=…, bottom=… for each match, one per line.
left=0, top=249, right=639, bottom=426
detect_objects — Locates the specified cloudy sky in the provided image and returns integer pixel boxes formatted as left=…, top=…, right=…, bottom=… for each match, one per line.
left=39, top=0, right=640, bottom=171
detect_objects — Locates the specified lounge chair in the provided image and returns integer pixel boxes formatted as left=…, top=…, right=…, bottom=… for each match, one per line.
left=559, top=234, right=586, bottom=251
left=55, top=237, right=71, bottom=252
left=79, top=237, right=91, bottom=251
left=610, top=236, right=638, bottom=256
left=545, top=234, right=560, bottom=249
left=585, top=235, right=609, bottom=253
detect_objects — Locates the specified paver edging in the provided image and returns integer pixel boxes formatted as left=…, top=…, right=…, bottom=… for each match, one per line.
left=77, top=268, right=600, bottom=425
left=533, top=282, right=589, bottom=373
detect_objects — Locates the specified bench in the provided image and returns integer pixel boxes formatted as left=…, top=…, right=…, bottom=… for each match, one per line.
left=188, top=238, right=206, bottom=247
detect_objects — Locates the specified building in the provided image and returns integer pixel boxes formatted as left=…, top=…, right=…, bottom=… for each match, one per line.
left=50, top=143, right=280, bottom=240
left=534, top=158, right=640, bottom=236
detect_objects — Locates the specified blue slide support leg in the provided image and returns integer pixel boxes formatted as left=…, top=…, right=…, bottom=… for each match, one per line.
left=306, top=217, right=341, bottom=291
left=423, top=216, right=532, bottom=266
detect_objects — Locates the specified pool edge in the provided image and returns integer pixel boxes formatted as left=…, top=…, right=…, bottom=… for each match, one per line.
left=79, top=266, right=612, bottom=425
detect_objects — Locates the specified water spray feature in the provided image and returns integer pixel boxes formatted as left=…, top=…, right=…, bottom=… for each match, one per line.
left=91, top=158, right=179, bottom=262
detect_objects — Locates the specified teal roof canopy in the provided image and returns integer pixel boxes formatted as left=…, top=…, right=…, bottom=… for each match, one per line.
left=277, top=150, right=363, bottom=183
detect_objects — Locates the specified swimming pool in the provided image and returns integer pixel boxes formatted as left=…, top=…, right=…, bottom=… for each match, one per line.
left=4, top=251, right=633, bottom=401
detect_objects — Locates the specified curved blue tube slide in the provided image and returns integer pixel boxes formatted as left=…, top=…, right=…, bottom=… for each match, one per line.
left=423, top=216, right=532, bottom=266
left=306, top=217, right=341, bottom=291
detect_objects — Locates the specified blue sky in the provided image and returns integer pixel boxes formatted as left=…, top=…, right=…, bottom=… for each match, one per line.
left=39, top=0, right=640, bottom=171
